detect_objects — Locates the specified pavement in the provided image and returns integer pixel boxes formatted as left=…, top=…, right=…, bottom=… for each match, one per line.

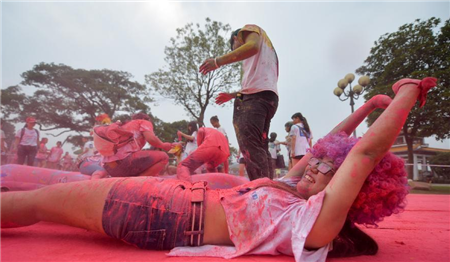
left=1, top=193, right=449, bottom=262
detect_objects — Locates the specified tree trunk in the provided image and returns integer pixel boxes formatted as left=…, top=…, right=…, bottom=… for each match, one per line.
left=405, top=134, right=415, bottom=180
left=198, top=110, right=205, bottom=128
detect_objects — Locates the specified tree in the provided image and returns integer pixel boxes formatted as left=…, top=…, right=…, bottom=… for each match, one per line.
left=356, top=17, right=450, bottom=178
left=146, top=18, right=241, bottom=126
left=152, top=118, right=189, bottom=143
left=429, top=152, right=450, bottom=181
left=0, top=119, right=16, bottom=149
left=229, top=146, right=238, bottom=164
left=1, top=62, right=151, bottom=138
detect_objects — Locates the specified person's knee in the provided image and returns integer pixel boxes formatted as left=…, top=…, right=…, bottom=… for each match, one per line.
left=91, top=170, right=109, bottom=180
left=160, top=153, right=169, bottom=164
left=176, top=165, right=191, bottom=181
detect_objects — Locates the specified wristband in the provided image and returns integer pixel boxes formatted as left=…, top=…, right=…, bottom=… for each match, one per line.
left=214, top=58, right=220, bottom=68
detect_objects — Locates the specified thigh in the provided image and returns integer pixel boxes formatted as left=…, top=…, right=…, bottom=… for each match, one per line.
left=107, top=151, right=167, bottom=177
left=27, top=147, right=37, bottom=166
left=235, top=98, right=268, bottom=143
left=180, top=148, right=211, bottom=172
left=33, top=178, right=123, bottom=233
left=103, top=177, right=192, bottom=249
left=17, top=146, right=26, bottom=159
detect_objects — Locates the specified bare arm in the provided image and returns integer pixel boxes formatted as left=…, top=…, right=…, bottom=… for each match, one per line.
left=143, top=131, right=171, bottom=151
left=199, top=32, right=261, bottom=75
left=284, top=95, right=392, bottom=179
left=216, top=32, right=260, bottom=67
left=177, top=131, right=195, bottom=142
left=306, top=78, right=436, bottom=248
left=290, top=135, right=296, bottom=158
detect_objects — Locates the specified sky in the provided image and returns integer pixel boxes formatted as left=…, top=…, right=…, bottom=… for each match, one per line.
left=2, top=0, right=449, bottom=157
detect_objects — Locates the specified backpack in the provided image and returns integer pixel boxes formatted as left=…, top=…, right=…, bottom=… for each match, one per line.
left=296, top=124, right=310, bottom=139
left=20, top=128, right=40, bottom=146
left=93, top=123, right=135, bottom=157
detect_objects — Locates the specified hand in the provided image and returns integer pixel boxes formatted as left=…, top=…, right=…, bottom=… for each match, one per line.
left=215, top=93, right=235, bottom=105
left=161, top=142, right=172, bottom=152
left=177, top=130, right=183, bottom=141
left=199, top=58, right=219, bottom=75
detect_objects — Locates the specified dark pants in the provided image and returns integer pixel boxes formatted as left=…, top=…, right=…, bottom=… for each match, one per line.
left=104, top=150, right=168, bottom=177
left=17, top=145, right=38, bottom=166
left=233, top=91, right=278, bottom=180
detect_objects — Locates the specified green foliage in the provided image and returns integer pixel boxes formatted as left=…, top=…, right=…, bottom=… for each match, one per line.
left=2, top=62, right=151, bottom=138
left=356, top=18, right=450, bottom=142
left=229, top=146, right=238, bottom=163
left=0, top=119, right=16, bottom=148
left=429, top=152, right=450, bottom=178
left=146, top=18, right=241, bottom=126
left=153, top=118, right=189, bottom=143
left=0, top=85, right=27, bottom=120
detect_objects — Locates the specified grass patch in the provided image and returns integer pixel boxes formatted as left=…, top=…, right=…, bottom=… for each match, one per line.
left=410, top=185, right=450, bottom=195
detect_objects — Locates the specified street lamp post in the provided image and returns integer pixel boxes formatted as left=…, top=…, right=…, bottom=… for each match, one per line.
left=333, top=73, right=370, bottom=137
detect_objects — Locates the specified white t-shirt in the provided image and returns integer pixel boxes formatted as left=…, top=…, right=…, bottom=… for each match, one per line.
left=47, top=147, right=64, bottom=162
left=215, top=126, right=227, bottom=138
left=169, top=179, right=330, bottom=262
left=182, top=131, right=198, bottom=160
left=15, top=128, right=38, bottom=146
left=290, top=123, right=312, bottom=157
left=268, top=140, right=280, bottom=159
left=238, top=24, right=279, bottom=96
left=83, top=141, right=96, bottom=157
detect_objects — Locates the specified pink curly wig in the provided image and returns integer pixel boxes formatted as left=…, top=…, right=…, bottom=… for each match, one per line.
left=309, top=132, right=409, bottom=227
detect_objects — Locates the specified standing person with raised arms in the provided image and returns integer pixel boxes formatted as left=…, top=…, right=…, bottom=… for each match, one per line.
left=199, top=24, right=279, bottom=180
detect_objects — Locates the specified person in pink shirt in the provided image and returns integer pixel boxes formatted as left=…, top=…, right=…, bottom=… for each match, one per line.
left=34, top=138, right=49, bottom=168
left=61, top=152, right=73, bottom=171
left=100, top=112, right=173, bottom=177
left=0, top=78, right=436, bottom=261
left=177, top=127, right=230, bottom=181
left=46, top=141, right=64, bottom=169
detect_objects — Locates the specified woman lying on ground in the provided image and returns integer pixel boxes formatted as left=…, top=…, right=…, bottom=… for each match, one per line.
left=1, top=78, right=436, bottom=262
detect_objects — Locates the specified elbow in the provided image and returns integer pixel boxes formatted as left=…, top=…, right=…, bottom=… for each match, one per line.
left=349, top=146, right=384, bottom=167
left=249, top=42, right=260, bottom=56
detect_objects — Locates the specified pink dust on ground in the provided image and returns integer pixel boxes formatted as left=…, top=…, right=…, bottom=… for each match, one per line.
left=2, top=193, right=448, bottom=262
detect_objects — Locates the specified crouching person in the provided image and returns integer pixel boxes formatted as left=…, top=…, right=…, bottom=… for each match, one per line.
left=177, top=127, right=230, bottom=181
left=94, top=112, right=173, bottom=177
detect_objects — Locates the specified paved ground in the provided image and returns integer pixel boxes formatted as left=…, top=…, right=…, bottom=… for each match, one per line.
left=1, top=193, right=449, bottom=262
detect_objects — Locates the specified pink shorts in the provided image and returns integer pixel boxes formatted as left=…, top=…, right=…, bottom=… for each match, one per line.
left=102, top=177, right=206, bottom=250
